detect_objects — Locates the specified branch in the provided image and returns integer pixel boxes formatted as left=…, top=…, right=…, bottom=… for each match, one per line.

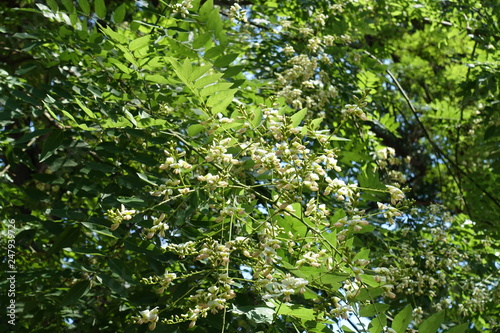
left=365, top=51, right=500, bottom=211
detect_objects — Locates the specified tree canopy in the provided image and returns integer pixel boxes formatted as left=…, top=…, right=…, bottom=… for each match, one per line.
left=0, top=0, right=499, bottom=332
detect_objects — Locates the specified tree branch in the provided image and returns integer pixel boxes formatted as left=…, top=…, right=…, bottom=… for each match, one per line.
left=365, top=51, right=500, bottom=212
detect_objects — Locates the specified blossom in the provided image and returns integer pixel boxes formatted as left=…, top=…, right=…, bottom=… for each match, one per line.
left=108, top=205, right=136, bottom=231
left=386, top=185, right=405, bottom=205
left=342, top=104, right=367, bottom=120
left=137, top=307, right=159, bottom=330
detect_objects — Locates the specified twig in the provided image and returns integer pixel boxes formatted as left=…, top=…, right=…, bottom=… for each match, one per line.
left=364, top=51, right=500, bottom=210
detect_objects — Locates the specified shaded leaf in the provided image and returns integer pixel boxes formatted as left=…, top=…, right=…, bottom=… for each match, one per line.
left=40, top=129, right=65, bottom=163
left=61, top=280, right=91, bottom=307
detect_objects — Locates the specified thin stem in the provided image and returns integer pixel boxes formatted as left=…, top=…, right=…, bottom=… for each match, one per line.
left=364, top=51, right=500, bottom=212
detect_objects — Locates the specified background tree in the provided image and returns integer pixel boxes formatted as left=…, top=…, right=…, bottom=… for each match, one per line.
left=0, top=0, right=498, bottom=332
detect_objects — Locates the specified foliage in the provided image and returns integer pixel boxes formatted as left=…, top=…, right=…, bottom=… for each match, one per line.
left=0, top=0, right=498, bottom=332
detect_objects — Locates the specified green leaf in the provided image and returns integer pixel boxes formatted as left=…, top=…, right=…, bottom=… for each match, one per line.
left=12, top=89, right=38, bottom=105
left=78, top=0, right=90, bottom=15
left=129, top=35, right=150, bottom=52
left=206, top=89, right=236, bottom=114
left=214, top=53, right=238, bottom=68
left=194, top=73, right=224, bottom=89
left=199, top=0, right=214, bottom=20
left=137, top=172, right=157, bottom=186
left=419, top=310, right=445, bottom=333
left=144, top=74, right=169, bottom=84
left=49, top=225, right=81, bottom=255
left=15, top=128, right=51, bottom=145
left=359, top=274, right=382, bottom=287
left=40, top=129, right=65, bottom=162
left=124, top=238, right=162, bottom=254
left=46, top=0, right=58, bottom=12
left=98, top=273, right=128, bottom=297
left=76, top=98, right=97, bottom=119
left=61, top=280, right=91, bottom=307
left=200, top=82, right=234, bottom=98
left=232, top=306, right=275, bottom=324
left=205, top=45, right=225, bottom=59
left=290, top=108, right=308, bottom=127
left=392, top=305, right=412, bottom=333
left=276, top=303, right=317, bottom=321
left=189, top=64, right=213, bottom=82
left=124, top=109, right=137, bottom=127
left=353, top=287, right=384, bottom=302
left=113, top=3, right=126, bottom=23
left=169, top=58, right=191, bottom=84
left=81, top=222, right=118, bottom=239
left=223, top=65, right=244, bottom=78
left=68, top=247, right=105, bottom=256
left=94, top=0, right=106, bottom=19
left=108, top=57, right=132, bottom=74
left=15, top=64, right=38, bottom=75
left=116, top=44, right=137, bottom=66
left=445, top=323, right=468, bottom=333
left=100, top=25, right=128, bottom=44
left=108, top=258, right=134, bottom=282
left=61, top=0, right=75, bottom=12
left=369, top=314, right=387, bottom=333
left=187, top=124, right=205, bottom=136
left=310, top=117, right=323, bottom=130
left=117, top=197, right=146, bottom=208
left=193, top=32, right=212, bottom=49
left=137, top=118, right=168, bottom=128
left=353, top=248, right=370, bottom=261
left=359, top=303, right=391, bottom=317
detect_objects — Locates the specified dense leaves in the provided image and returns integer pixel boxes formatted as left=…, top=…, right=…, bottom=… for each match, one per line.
left=0, top=0, right=499, bottom=332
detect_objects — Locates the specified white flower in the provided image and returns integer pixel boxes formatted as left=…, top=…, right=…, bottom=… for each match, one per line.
left=119, top=204, right=136, bottom=221
left=283, top=45, right=295, bottom=54
left=386, top=185, right=405, bottom=205
left=137, top=307, right=159, bottom=330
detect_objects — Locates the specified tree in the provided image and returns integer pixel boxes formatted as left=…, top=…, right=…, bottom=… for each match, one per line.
left=0, top=0, right=498, bottom=332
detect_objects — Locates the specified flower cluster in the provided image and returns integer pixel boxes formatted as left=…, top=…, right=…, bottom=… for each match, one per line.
left=157, top=271, right=177, bottom=294
left=258, top=273, right=308, bottom=302
left=255, top=222, right=284, bottom=266
left=204, top=137, right=239, bottom=165
left=106, top=204, right=136, bottom=231
left=186, top=279, right=236, bottom=328
left=333, top=215, right=369, bottom=241
left=341, top=104, right=368, bottom=121
left=196, top=239, right=231, bottom=266
left=215, top=202, right=246, bottom=222
left=228, top=3, right=247, bottom=23
left=136, top=89, right=389, bottom=330
left=329, top=297, right=352, bottom=320
left=296, top=248, right=328, bottom=268
left=197, top=172, right=229, bottom=189
left=145, top=213, right=169, bottom=238
left=171, top=0, right=193, bottom=18
left=165, top=241, right=197, bottom=258
left=136, top=307, right=159, bottom=331
left=159, top=151, right=193, bottom=174
left=386, top=185, right=405, bottom=205
left=324, top=177, right=358, bottom=203
left=377, top=202, right=403, bottom=225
